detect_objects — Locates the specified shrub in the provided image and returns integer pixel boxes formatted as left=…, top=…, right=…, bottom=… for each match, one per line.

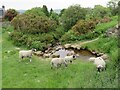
left=60, top=5, right=87, bottom=30
left=11, top=14, right=57, bottom=34
left=72, top=19, right=96, bottom=35
left=25, top=7, right=45, bottom=16
left=4, top=9, right=18, bottom=21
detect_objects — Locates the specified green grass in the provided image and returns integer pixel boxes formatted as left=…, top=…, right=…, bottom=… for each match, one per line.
left=94, top=18, right=118, bottom=34
left=0, top=26, right=2, bottom=88
left=2, top=22, right=118, bottom=88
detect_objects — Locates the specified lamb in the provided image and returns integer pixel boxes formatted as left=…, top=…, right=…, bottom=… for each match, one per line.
left=64, top=55, right=76, bottom=63
left=19, top=48, right=36, bottom=62
left=50, top=58, right=67, bottom=69
left=94, top=57, right=106, bottom=72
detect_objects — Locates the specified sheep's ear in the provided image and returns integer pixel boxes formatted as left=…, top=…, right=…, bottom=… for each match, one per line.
left=32, top=48, right=36, bottom=52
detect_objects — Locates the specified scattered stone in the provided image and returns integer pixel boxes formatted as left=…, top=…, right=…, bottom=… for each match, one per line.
left=50, top=53, right=60, bottom=58
left=34, top=51, right=44, bottom=56
left=43, top=53, right=51, bottom=58
left=55, top=45, right=63, bottom=51
left=100, top=54, right=108, bottom=60
left=15, top=47, right=20, bottom=51
left=64, top=44, right=71, bottom=48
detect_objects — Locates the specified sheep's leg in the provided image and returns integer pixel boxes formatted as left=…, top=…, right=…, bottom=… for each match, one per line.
left=30, top=59, right=32, bottom=62
left=64, top=62, right=67, bottom=67
left=19, top=56, right=23, bottom=62
left=51, top=62, right=54, bottom=69
left=29, top=57, right=32, bottom=62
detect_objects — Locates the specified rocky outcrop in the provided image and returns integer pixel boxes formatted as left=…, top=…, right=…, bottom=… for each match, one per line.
left=105, top=24, right=119, bottom=37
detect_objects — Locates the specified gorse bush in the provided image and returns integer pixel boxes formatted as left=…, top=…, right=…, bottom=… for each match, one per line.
left=10, top=7, right=60, bottom=50
left=11, top=14, right=57, bottom=34
left=25, top=7, right=46, bottom=17
left=72, top=19, right=96, bottom=35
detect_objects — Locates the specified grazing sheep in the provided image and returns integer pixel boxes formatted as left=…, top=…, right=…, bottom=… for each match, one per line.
left=19, top=48, right=36, bottom=62
left=51, top=58, right=67, bottom=69
left=94, top=57, right=106, bottom=72
left=64, top=55, right=76, bottom=63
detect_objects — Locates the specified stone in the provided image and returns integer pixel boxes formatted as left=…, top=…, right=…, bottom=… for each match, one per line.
left=34, top=51, right=43, bottom=56
left=64, top=44, right=71, bottom=48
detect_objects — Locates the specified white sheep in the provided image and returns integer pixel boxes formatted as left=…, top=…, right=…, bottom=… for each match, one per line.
left=64, top=55, right=76, bottom=64
left=94, top=57, right=106, bottom=72
left=50, top=58, right=67, bottom=69
left=19, top=48, right=36, bottom=62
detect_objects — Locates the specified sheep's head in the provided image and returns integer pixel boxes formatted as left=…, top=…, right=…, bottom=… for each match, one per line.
left=97, top=65, right=104, bottom=72
left=32, top=48, right=37, bottom=52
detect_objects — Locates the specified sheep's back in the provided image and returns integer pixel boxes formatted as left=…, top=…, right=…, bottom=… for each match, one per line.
left=19, top=50, right=32, bottom=57
left=94, top=57, right=106, bottom=67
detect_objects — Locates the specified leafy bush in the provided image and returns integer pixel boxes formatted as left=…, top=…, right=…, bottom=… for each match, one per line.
left=60, top=5, right=87, bottom=31
left=11, top=14, right=57, bottom=34
left=25, top=7, right=45, bottom=16
left=4, top=9, right=18, bottom=21
left=72, top=19, right=96, bottom=35
left=10, top=7, right=66, bottom=50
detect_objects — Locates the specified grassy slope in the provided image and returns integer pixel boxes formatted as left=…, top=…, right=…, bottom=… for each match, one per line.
left=2, top=17, right=118, bottom=88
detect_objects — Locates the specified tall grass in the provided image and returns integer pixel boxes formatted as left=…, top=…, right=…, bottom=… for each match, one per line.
left=0, top=26, right=2, bottom=88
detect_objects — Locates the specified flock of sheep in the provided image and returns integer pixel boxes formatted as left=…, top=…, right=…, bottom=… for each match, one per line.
left=19, top=48, right=107, bottom=72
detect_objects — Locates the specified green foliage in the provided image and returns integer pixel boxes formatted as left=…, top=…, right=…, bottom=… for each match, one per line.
left=11, top=14, right=57, bottom=34
left=42, top=5, right=49, bottom=17
left=25, top=7, right=45, bottom=16
left=49, top=8, right=53, bottom=16
left=60, top=16, right=118, bottom=43
left=93, top=5, right=111, bottom=18
left=59, top=9, right=66, bottom=17
left=4, top=9, right=18, bottom=21
left=49, top=11, right=59, bottom=25
left=107, top=0, right=119, bottom=16
left=60, top=30, right=76, bottom=42
left=85, top=5, right=111, bottom=20
left=72, top=19, right=96, bottom=35
left=10, top=7, right=59, bottom=50
left=60, top=5, right=87, bottom=31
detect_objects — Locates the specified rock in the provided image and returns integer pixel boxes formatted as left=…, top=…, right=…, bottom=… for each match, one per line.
left=100, top=54, right=108, bottom=60
left=71, top=44, right=81, bottom=49
left=76, top=46, right=81, bottom=50
left=8, top=32, right=11, bottom=35
left=50, top=53, right=60, bottom=58
left=43, top=53, right=51, bottom=58
left=34, top=51, right=44, bottom=56
left=116, top=24, right=118, bottom=29
left=15, top=47, right=20, bottom=51
left=97, top=53, right=104, bottom=56
left=56, top=45, right=63, bottom=51
left=64, top=44, right=71, bottom=48
left=71, top=45, right=76, bottom=49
